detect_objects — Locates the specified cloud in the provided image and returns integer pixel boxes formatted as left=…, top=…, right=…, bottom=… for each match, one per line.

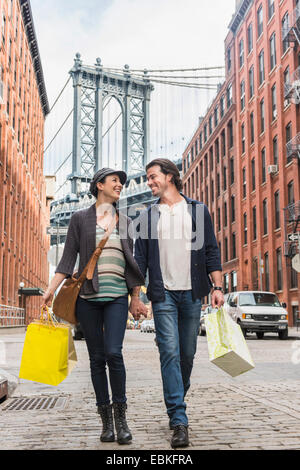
left=31, top=0, right=235, bottom=103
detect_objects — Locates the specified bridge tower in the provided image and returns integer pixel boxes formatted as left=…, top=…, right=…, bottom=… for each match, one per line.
left=68, top=53, right=154, bottom=195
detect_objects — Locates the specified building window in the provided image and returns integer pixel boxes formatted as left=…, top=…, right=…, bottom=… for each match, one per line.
left=228, top=120, right=233, bottom=148
left=200, top=161, right=203, bottom=183
left=221, top=130, right=226, bottom=157
left=260, top=98, right=265, bottom=133
left=232, top=233, right=236, bottom=259
left=282, top=12, right=290, bottom=54
left=204, top=124, right=207, bottom=142
left=261, top=147, right=266, bottom=183
left=7, top=84, right=10, bottom=115
left=253, top=206, right=257, bottom=240
left=288, top=180, right=295, bottom=205
left=257, top=4, right=263, bottom=38
left=226, top=84, right=233, bottom=108
left=276, top=248, right=282, bottom=291
left=209, top=115, right=213, bottom=135
left=264, top=252, right=270, bottom=291
left=249, top=66, right=254, bottom=98
left=284, top=66, right=290, bottom=105
left=263, top=198, right=268, bottom=235
left=252, top=257, right=259, bottom=289
left=217, top=173, right=220, bottom=197
left=271, top=84, right=277, bottom=120
left=240, top=80, right=245, bottom=110
left=258, top=49, right=265, bottom=85
left=274, top=190, right=280, bottom=229
left=231, top=271, right=237, bottom=292
left=247, top=23, right=253, bottom=53
left=231, top=195, right=235, bottom=222
left=273, top=135, right=278, bottom=165
left=223, top=201, right=227, bottom=227
left=217, top=207, right=221, bottom=232
left=2, top=14, right=6, bottom=45
left=199, top=132, right=203, bottom=150
left=239, top=39, right=244, bottom=68
left=224, top=273, right=229, bottom=293
left=220, top=95, right=225, bottom=118
left=227, top=47, right=231, bottom=71
left=215, top=138, right=220, bottom=163
left=251, top=158, right=256, bottom=191
left=270, top=33, right=277, bottom=71
left=241, top=123, right=245, bottom=154
left=230, top=157, right=234, bottom=185
left=204, top=154, right=208, bottom=176
left=268, top=0, right=275, bottom=20
left=214, top=106, right=219, bottom=127
left=286, top=122, right=292, bottom=162
left=250, top=112, right=254, bottom=144
left=242, top=167, right=246, bottom=198
left=244, top=212, right=247, bottom=245
left=223, top=166, right=227, bottom=191
left=224, top=237, right=228, bottom=262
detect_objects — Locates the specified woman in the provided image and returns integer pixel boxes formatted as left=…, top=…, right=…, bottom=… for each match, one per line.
left=42, top=168, right=147, bottom=445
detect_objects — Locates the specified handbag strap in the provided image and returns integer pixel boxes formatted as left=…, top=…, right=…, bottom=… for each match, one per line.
left=78, top=214, right=119, bottom=284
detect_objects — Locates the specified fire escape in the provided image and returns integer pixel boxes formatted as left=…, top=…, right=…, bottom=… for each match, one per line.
left=284, top=202, right=300, bottom=259
left=282, top=3, right=300, bottom=48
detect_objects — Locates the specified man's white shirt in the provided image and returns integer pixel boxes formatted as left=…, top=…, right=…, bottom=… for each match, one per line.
left=157, top=198, right=192, bottom=290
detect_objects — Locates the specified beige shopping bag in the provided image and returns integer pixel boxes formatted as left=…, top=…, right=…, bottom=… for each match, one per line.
left=205, top=307, right=255, bottom=377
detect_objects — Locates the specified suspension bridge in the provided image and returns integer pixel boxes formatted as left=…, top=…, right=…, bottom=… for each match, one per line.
left=44, top=53, right=225, bottom=262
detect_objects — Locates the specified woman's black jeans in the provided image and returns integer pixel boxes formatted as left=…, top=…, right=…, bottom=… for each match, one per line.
left=76, top=295, right=128, bottom=406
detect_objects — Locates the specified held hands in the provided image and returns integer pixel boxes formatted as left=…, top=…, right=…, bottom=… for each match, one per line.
left=211, top=290, right=225, bottom=309
left=129, top=296, right=148, bottom=320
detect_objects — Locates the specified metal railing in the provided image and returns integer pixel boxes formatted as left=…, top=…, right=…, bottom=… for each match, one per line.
left=286, top=133, right=300, bottom=162
left=0, top=305, right=25, bottom=328
left=282, top=4, right=300, bottom=43
left=284, top=66, right=300, bottom=101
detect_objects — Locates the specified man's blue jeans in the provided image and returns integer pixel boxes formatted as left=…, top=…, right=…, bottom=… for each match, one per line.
left=152, top=290, right=201, bottom=427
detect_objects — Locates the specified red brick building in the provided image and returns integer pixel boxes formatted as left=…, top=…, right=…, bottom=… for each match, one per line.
left=183, top=0, right=300, bottom=325
left=0, top=0, right=50, bottom=325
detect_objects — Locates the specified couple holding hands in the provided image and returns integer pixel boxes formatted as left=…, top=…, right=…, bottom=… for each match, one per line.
left=42, top=158, right=224, bottom=449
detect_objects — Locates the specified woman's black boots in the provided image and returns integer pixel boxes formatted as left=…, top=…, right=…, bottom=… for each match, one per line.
left=98, top=404, right=115, bottom=442
left=113, top=402, right=132, bottom=444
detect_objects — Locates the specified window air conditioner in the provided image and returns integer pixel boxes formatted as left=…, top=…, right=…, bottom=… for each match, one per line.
left=268, top=164, right=278, bottom=175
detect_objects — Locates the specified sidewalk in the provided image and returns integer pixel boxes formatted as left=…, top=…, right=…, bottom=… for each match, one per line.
left=1, top=329, right=300, bottom=450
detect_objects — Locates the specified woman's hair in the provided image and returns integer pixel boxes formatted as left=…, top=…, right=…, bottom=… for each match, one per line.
left=146, top=158, right=183, bottom=192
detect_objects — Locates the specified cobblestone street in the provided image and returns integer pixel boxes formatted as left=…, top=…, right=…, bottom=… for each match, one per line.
left=1, top=329, right=300, bottom=450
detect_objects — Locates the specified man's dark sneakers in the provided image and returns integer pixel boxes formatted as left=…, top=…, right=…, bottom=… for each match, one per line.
left=171, top=425, right=189, bottom=448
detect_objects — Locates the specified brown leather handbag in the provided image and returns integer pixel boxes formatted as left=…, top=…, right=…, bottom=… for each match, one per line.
left=52, top=215, right=118, bottom=325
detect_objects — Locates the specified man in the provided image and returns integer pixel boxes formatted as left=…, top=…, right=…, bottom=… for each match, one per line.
left=131, top=158, right=224, bottom=448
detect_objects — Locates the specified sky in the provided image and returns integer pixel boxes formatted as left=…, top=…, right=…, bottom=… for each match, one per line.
left=31, top=0, right=236, bottom=104
left=29, top=0, right=237, bottom=188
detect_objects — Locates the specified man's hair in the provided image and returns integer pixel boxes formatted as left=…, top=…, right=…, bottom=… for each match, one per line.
left=146, top=158, right=183, bottom=192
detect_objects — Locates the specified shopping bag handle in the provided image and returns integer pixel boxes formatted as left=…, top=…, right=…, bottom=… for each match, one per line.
left=40, top=305, right=58, bottom=327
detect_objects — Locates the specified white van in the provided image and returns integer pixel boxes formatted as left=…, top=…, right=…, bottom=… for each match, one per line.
left=227, top=291, right=288, bottom=340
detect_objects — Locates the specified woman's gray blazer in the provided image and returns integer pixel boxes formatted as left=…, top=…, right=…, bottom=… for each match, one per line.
left=55, top=203, right=145, bottom=295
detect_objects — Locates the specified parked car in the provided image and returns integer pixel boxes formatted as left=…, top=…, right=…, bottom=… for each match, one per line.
left=226, top=291, right=288, bottom=340
left=198, top=306, right=218, bottom=336
left=140, top=319, right=155, bottom=333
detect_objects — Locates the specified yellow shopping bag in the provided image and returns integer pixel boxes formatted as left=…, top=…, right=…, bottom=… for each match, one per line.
left=19, top=307, right=77, bottom=386
left=205, top=307, right=255, bottom=377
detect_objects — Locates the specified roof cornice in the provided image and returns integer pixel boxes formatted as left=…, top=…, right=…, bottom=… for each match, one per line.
left=228, top=0, right=253, bottom=35
left=19, top=0, right=50, bottom=117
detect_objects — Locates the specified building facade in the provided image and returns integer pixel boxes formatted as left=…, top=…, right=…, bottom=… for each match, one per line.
left=0, top=0, right=50, bottom=325
left=183, top=0, right=300, bottom=325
